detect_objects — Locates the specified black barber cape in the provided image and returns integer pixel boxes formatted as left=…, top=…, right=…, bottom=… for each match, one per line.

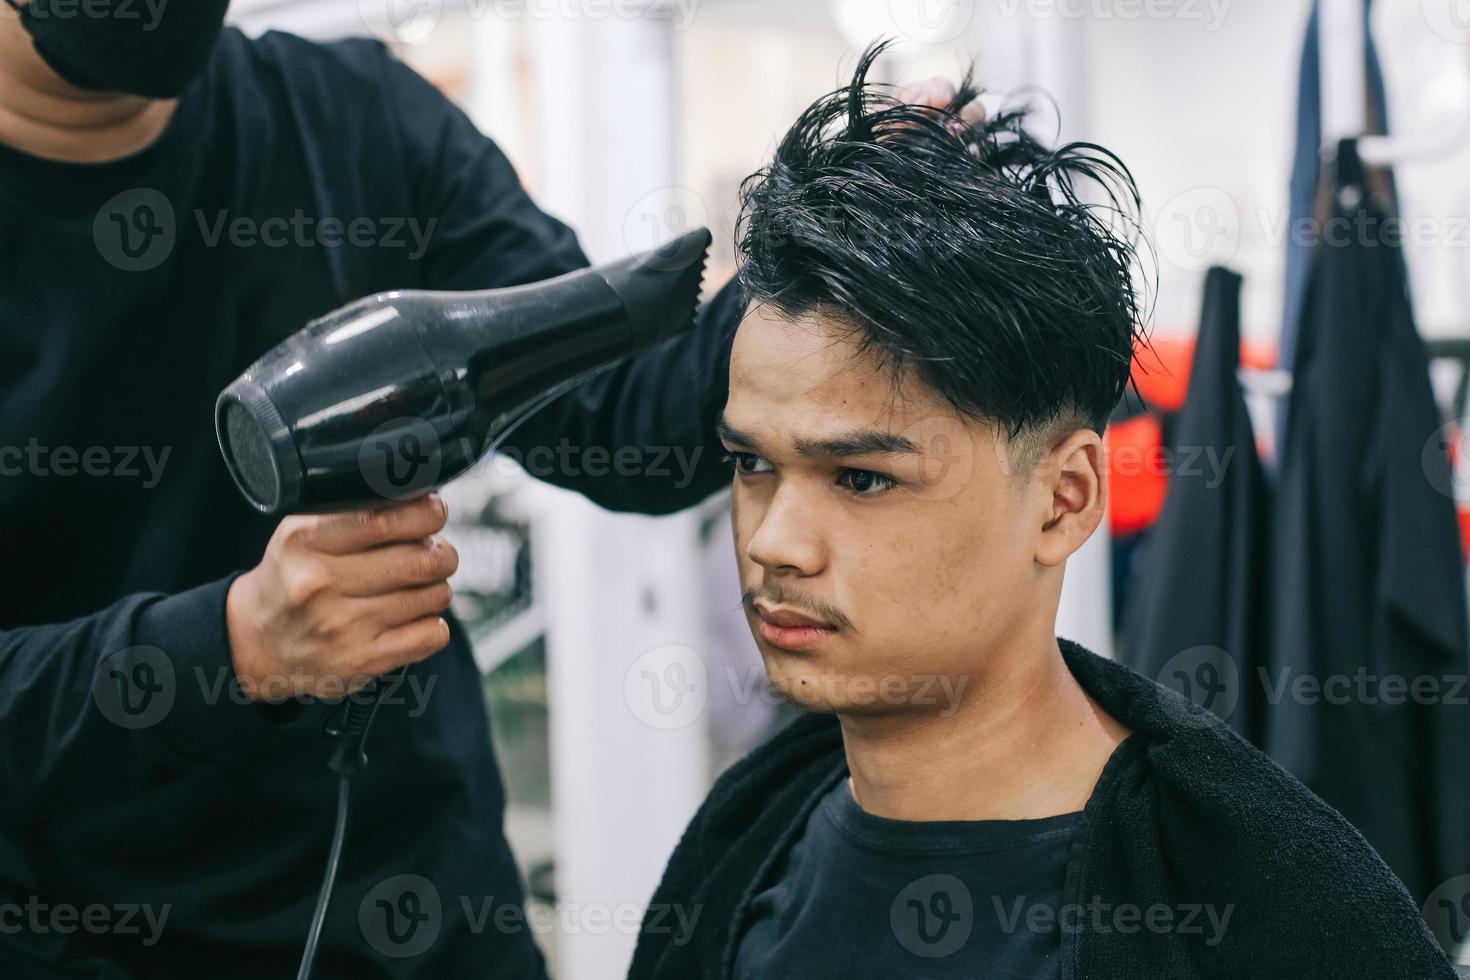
left=0, top=29, right=737, bottom=979
left=629, top=639, right=1456, bottom=979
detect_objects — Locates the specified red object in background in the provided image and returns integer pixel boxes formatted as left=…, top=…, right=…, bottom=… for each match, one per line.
left=1106, top=413, right=1168, bottom=537
left=1107, top=334, right=1470, bottom=560
left=1106, top=336, right=1193, bottom=538
left=1128, top=336, right=1192, bottom=413
left=1447, top=422, right=1470, bottom=554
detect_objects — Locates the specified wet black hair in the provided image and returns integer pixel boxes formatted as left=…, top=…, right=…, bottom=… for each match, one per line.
left=736, top=40, right=1149, bottom=453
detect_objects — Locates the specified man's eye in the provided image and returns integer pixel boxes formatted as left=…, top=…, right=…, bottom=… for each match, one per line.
left=721, top=451, right=772, bottom=475
left=837, top=468, right=896, bottom=497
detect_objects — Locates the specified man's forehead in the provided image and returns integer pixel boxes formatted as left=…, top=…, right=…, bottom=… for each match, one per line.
left=725, top=309, right=998, bottom=467
left=731, top=303, right=921, bottom=407
left=732, top=303, right=861, bottom=365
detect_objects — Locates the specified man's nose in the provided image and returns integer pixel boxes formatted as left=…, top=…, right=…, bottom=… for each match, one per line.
left=745, top=482, right=827, bottom=577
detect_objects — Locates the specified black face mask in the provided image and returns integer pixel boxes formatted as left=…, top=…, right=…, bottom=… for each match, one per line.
left=5, top=0, right=230, bottom=98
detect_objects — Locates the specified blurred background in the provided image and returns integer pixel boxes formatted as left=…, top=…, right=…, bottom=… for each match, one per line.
left=222, top=0, right=1470, bottom=974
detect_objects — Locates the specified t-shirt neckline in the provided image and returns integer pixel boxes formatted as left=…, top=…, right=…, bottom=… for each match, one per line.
left=0, top=66, right=211, bottom=211
left=823, top=776, right=1088, bottom=855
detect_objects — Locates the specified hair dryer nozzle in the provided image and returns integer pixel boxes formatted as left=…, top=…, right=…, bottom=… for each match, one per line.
left=600, top=226, right=712, bottom=350
left=216, top=228, right=714, bottom=516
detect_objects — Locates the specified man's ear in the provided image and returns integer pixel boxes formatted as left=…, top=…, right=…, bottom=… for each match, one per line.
left=1033, top=428, right=1106, bottom=568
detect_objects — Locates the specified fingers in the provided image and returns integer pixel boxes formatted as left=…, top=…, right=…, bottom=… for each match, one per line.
left=892, top=76, right=987, bottom=142
left=329, top=536, right=460, bottom=597
left=309, top=588, right=454, bottom=687
left=898, top=78, right=957, bottom=109
left=372, top=616, right=452, bottom=671
left=332, top=581, right=454, bottom=639
left=307, top=493, right=449, bottom=555
left=321, top=586, right=453, bottom=680
left=376, top=580, right=455, bottom=629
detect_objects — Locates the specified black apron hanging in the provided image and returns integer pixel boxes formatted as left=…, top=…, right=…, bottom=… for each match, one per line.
left=1121, top=266, right=1270, bottom=743
left=1268, top=140, right=1470, bottom=937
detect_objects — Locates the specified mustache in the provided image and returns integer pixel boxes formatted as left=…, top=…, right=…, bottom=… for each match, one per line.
left=739, top=585, right=855, bottom=633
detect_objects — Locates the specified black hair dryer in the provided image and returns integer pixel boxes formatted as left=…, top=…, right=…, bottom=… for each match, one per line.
left=212, top=229, right=716, bottom=980
left=215, top=227, right=711, bottom=516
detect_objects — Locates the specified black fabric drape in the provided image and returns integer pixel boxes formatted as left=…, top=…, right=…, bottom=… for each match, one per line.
left=1268, top=140, right=1470, bottom=938
left=1121, top=266, right=1270, bottom=743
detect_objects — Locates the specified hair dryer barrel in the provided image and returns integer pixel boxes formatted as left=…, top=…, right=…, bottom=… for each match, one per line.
left=216, top=227, right=712, bottom=516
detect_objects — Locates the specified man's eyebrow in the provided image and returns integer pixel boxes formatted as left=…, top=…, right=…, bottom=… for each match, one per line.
left=716, top=412, right=918, bottom=458
left=715, top=414, right=761, bottom=449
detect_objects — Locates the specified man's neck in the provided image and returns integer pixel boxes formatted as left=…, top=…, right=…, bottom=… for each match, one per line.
left=839, top=635, right=1131, bottom=823
left=0, top=14, right=176, bottom=163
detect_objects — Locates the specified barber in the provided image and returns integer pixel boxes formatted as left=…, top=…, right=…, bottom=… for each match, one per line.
left=0, top=3, right=972, bottom=976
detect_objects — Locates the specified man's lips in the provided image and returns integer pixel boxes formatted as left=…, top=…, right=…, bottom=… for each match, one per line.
left=752, top=601, right=838, bottom=652
left=754, top=602, right=834, bottom=630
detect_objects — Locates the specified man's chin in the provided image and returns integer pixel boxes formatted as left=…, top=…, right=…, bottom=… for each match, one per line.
left=763, top=666, right=908, bottom=716
left=760, top=655, right=972, bottom=718
left=758, top=652, right=839, bottom=712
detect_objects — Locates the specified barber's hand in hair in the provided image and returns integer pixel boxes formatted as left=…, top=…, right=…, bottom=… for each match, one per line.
left=898, top=77, right=987, bottom=133
left=226, top=493, right=460, bottom=702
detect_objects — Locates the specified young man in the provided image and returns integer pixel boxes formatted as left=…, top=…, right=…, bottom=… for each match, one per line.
left=629, top=45, right=1457, bottom=979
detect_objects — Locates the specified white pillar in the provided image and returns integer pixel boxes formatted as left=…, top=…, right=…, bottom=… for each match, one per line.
left=527, top=10, right=709, bottom=979
left=533, top=490, right=707, bottom=980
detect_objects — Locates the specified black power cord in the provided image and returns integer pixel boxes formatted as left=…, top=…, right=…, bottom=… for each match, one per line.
left=295, top=666, right=404, bottom=980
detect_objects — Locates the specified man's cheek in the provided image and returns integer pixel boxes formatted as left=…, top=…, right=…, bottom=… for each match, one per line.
left=729, top=487, right=754, bottom=562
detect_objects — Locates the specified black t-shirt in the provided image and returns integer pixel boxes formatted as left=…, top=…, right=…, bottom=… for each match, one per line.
left=733, top=776, right=1083, bottom=979
left=0, top=26, right=733, bottom=980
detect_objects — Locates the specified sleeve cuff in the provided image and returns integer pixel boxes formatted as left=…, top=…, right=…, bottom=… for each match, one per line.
left=136, top=574, right=330, bottom=765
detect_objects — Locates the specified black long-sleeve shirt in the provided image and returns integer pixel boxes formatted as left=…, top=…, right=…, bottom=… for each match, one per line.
left=0, top=29, right=738, bottom=979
